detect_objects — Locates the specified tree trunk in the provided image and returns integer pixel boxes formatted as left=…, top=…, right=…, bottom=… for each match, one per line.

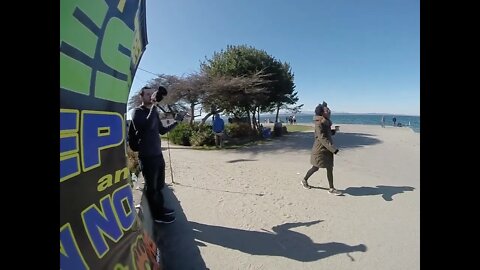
left=275, top=105, right=280, bottom=122
left=247, top=109, right=252, bottom=130
left=257, top=110, right=260, bottom=127
left=200, top=112, right=214, bottom=125
left=189, top=103, right=195, bottom=126
left=251, top=108, right=254, bottom=130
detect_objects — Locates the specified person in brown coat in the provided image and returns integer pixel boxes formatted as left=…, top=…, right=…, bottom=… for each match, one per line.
left=301, top=102, right=342, bottom=195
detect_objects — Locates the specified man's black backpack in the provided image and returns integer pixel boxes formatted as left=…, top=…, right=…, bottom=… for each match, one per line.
left=127, top=120, right=141, bottom=151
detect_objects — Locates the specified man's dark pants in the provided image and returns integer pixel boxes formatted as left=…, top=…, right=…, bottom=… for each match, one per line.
left=139, top=155, right=165, bottom=219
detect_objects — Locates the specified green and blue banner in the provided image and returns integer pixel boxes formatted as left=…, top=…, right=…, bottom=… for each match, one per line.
left=60, top=0, right=160, bottom=269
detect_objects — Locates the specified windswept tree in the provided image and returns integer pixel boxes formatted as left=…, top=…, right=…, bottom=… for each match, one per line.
left=201, top=45, right=297, bottom=128
left=168, top=72, right=209, bottom=125
left=147, top=74, right=186, bottom=114
left=201, top=70, right=272, bottom=127
left=259, top=61, right=301, bottom=122
left=127, top=45, right=298, bottom=134
left=127, top=74, right=181, bottom=112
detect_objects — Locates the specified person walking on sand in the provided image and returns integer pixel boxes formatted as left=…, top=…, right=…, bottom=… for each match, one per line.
left=213, top=113, right=225, bottom=148
left=301, top=101, right=342, bottom=195
left=381, top=115, right=385, bottom=128
left=392, top=116, right=397, bottom=127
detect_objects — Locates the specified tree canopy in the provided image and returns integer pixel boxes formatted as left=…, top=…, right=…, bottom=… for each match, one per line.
left=129, top=44, right=302, bottom=128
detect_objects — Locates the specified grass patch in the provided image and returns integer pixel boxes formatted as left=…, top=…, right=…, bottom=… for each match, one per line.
left=162, top=130, right=274, bottom=150
left=190, top=138, right=270, bottom=150
left=286, top=124, right=313, bottom=132
left=222, top=138, right=270, bottom=149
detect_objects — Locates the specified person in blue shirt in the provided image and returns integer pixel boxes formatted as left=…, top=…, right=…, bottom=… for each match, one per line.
left=212, top=113, right=225, bottom=148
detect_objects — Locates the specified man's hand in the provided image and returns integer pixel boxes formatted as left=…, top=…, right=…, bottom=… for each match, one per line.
left=151, top=90, right=164, bottom=103
left=174, top=112, right=186, bottom=122
left=150, top=91, right=158, bottom=103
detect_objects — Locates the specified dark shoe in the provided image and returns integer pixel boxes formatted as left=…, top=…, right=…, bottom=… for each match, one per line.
left=301, top=179, right=311, bottom=189
left=163, top=207, right=175, bottom=215
left=154, top=214, right=176, bottom=224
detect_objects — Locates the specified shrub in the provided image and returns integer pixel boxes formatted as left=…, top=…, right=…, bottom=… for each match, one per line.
left=225, top=122, right=252, bottom=138
left=126, top=147, right=140, bottom=187
left=190, top=125, right=215, bottom=146
left=168, top=122, right=192, bottom=145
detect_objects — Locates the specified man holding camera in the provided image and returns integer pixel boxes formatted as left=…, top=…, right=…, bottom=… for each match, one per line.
left=131, top=85, right=184, bottom=224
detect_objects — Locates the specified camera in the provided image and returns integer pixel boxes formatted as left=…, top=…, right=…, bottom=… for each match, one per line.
left=152, top=86, right=168, bottom=102
left=174, top=111, right=187, bottom=122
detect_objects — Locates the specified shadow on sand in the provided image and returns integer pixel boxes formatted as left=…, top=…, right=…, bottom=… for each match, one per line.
left=233, top=131, right=382, bottom=156
left=333, top=132, right=382, bottom=149
left=226, top=159, right=258, bottom=163
left=139, top=184, right=208, bottom=270
left=342, top=185, right=415, bottom=201
left=192, top=220, right=367, bottom=262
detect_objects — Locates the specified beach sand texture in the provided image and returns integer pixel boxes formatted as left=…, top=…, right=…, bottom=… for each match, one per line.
left=133, top=124, right=419, bottom=270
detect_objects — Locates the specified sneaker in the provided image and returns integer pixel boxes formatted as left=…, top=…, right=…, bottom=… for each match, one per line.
left=154, top=214, right=176, bottom=224
left=301, top=179, right=311, bottom=189
left=163, top=207, right=175, bottom=215
left=328, top=188, right=342, bottom=196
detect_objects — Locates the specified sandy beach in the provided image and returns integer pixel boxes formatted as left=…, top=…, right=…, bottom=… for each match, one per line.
left=133, top=124, right=420, bottom=270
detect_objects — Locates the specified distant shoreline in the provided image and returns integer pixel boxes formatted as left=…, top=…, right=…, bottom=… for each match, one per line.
left=264, top=122, right=419, bottom=133
left=267, top=112, right=420, bottom=117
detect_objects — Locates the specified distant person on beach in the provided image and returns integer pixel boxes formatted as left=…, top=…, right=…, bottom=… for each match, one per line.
left=132, top=86, right=185, bottom=224
left=381, top=116, right=385, bottom=128
left=301, top=101, right=342, bottom=195
left=292, top=115, right=296, bottom=125
left=213, top=113, right=225, bottom=148
left=392, top=116, right=397, bottom=127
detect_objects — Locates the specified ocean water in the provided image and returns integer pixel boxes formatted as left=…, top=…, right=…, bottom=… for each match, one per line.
left=269, top=114, right=420, bottom=133
left=213, top=113, right=420, bottom=133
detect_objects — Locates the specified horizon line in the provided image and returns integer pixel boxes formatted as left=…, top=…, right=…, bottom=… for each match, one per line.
left=272, top=111, right=420, bottom=117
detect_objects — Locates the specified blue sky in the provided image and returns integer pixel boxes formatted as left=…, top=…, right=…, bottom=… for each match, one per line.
left=130, top=0, right=419, bottom=116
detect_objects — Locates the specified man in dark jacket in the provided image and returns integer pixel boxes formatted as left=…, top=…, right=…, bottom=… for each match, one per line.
left=132, top=86, right=184, bottom=223
left=301, top=102, right=342, bottom=195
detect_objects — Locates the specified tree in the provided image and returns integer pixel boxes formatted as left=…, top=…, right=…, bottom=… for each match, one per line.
left=126, top=74, right=186, bottom=123
left=128, top=44, right=298, bottom=134
left=127, top=74, right=181, bottom=112
left=201, top=70, right=272, bottom=128
left=167, top=72, right=209, bottom=126
left=260, top=61, right=299, bottom=122
left=201, top=45, right=296, bottom=130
